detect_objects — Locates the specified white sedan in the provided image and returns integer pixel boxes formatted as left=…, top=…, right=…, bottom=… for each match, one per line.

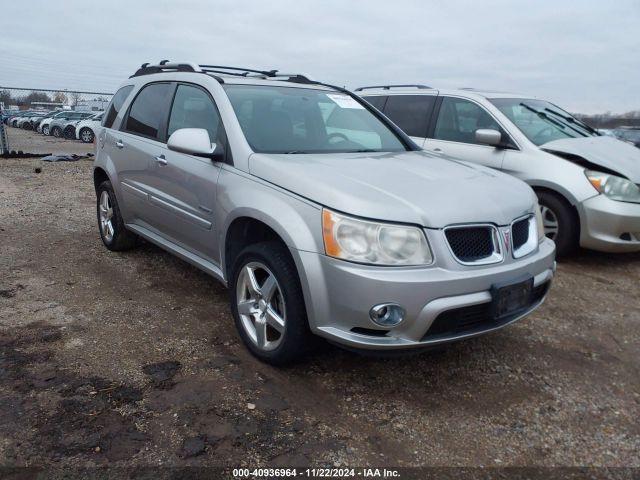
left=75, top=112, right=104, bottom=143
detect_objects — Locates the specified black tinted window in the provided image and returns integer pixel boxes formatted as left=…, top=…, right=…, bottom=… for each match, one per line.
left=383, top=95, right=435, bottom=137
left=125, top=83, right=173, bottom=139
left=104, top=85, right=133, bottom=128
left=362, top=95, right=387, bottom=111
left=168, top=85, right=221, bottom=141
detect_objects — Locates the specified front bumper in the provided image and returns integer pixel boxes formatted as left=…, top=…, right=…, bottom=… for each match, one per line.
left=579, top=195, right=640, bottom=252
left=296, top=237, right=556, bottom=350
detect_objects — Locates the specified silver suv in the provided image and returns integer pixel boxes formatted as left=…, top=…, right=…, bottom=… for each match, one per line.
left=93, top=62, right=555, bottom=364
left=357, top=85, right=640, bottom=256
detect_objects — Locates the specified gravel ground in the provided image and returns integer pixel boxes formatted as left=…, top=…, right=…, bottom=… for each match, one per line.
left=0, top=131, right=639, bottom=472
left=4, top=125, right=95, bottom=155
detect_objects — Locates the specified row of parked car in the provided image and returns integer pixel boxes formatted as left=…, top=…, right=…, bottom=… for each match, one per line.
left=1, top=109, right=104, bottom=143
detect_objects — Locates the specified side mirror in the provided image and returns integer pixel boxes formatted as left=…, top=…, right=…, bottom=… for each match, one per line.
left=167, top=128, right=220, bottom=159
left=475, top=129, right=502, bottom=147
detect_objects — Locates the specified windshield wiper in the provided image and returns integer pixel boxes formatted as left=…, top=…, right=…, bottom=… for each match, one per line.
left=520, top=103, right=587, bottom=137
left=543, top=108, right=599, bottom=135
left=520, top=103, right=567, bottom=128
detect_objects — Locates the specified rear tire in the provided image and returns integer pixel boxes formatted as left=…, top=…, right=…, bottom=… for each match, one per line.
left=43, top=125, right=50, bottom=135
left=63, top=126, right=75, bottom=139
left=51, top=126, right=62, bottom=138
left=229, top=241, right=314, bottom=365
left=537, top=190, right=579, bottom=257
left=96, top=180, right=137, bottom=251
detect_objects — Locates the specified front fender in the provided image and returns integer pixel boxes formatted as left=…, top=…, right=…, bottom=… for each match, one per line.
left=217, top=167, right=324, bottom=267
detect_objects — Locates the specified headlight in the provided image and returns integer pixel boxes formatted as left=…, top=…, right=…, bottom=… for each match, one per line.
left=534, top=202, right=545, bottom=242
left=322, top=209, right=433, bottom=266
left=585, top=170, right=640, bottom=203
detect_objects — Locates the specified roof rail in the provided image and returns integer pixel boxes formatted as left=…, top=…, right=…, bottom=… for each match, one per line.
left=130, top=62, right=203, bottom=78
left=199, top=65, right=314, bottom=83
left=354, top=84, right=431, bottom=92
left=131, top=61, right=314, bottom=85
left=199, top=65, right=278, bottom=77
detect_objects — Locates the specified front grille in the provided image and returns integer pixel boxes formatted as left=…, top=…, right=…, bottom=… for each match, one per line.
left=512, top=217, right=530, bottom=251
left=445, top=226, right=495, bottom=263
left=422, top=280, right=552, bottom=341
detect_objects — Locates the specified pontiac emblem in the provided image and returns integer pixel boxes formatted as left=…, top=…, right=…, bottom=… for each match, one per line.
left=502, top=229, right=511, bottom=252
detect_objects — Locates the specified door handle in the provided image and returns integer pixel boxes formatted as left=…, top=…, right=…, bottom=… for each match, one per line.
left=115, top=140, right=124, bottom=149
left=433, top=147, right=443, bottom=152
left=155, top=154, right=168, bottom=166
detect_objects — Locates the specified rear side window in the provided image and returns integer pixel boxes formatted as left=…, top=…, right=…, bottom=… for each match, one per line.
left=125, top=83, right=173, bottom=140
left=104, top=85, right=134, bottom=128
left=167, top=84, right=221, bottom=142
left=362, top=95, right=388, bottom=111
left=383, top=95, right=435, bottom=138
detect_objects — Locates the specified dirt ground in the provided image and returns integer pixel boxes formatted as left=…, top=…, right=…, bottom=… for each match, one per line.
left=4, top=125, right=95, bottom=156
left=1, top=131, right=639, bottom=472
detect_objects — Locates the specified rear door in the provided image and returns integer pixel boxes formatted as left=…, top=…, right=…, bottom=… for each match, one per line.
left=142, top=83, right=223, bottom=262
left=423, top=96, right=514, bottom=170
left=111, top=82, right=174, bottom=226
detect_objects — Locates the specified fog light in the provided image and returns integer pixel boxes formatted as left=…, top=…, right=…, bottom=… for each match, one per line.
left=369, top=303, right=405, bottom=327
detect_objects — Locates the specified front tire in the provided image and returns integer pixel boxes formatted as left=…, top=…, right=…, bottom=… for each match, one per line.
left=51, top=126, right=62, bottom=138
left=537, top=191, right=579, bottom=257
left=79, top=127, right=95, bottom=143
left=96, top=180, right=137, bottom=251
left=43, top=125, right=50, bottom=135
left=229, top=241, right=313, bottom=365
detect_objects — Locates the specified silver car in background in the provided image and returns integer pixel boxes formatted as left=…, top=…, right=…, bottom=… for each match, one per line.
left=48, top=111, right=94, bottom=137
left=93, top=62, right=555, bottom=364
left=358, top=86, right=640, bottom=255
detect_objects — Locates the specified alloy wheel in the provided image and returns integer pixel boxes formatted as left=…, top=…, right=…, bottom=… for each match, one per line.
left=99, top=190, right=115, bottom=242
left=236, top=262, right=286, bottom=351
left=81, top=129, right=94, bottom=143
left=540, top=205, right=559, bottom=240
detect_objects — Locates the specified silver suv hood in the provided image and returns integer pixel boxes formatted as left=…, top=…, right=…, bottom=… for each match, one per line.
left=249, top=151, right=536, bottom=228
left=541, top=136, right=640, bottom=183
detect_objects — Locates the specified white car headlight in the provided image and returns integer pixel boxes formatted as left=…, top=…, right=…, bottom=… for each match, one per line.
left=585, top=170, right=640, bottom=204
left=322, top=209, right=433, bottom=266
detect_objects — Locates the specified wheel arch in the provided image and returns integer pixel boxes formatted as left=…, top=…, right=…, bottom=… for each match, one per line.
left=531, top=184, right=583, bottom=240
left=221, top=205, right=320, bottom=279
left=93, top=166, right=111, bottom=192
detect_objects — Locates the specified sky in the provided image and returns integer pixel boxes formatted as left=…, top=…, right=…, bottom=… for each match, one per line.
left=1, top=0, right=639, bottom=114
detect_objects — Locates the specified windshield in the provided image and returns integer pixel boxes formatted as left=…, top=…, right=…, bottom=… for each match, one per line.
left=223, top=85, right=408, bottom=154
left=490, top=98, right=597, bottom=146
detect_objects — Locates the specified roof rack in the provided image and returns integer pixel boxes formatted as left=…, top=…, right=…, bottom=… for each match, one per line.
left=354, top=84, right=431, bottom=92
left=130, top=61, right=204, bottom=78
left=131, top=61, right=315, bottom=84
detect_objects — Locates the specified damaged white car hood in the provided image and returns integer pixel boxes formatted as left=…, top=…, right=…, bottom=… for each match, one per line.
left=541, top=136, right=640, bottom=183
